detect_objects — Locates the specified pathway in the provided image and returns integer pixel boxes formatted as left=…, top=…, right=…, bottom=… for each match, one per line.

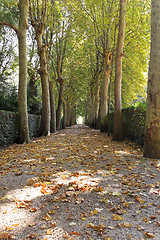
left=0, top=125, right=160, bottom=240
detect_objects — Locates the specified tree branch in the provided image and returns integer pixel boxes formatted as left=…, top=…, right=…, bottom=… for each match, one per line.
left=0, top=21, right=18, bottom=35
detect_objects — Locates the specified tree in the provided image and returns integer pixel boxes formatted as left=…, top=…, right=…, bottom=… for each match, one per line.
left=113, top=0, right=127, bottom=140
left=53, top=6, right=72, bottom=130
left=18, top=0, right=30, bottom=143
left=29, top=0, right=54, bottom=136
left=0, top=0, right=30, bottom=143
left=144, top=0, right=160, bottom=158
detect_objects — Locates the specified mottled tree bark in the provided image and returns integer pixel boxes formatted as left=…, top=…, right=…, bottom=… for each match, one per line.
left=144, top=0, right=160, bottom=158
left=18, top=0, right=30, bottom=143
left=49, top=80, right=56, bottom=133
left=29, top=0, right=51, bottom=137
left=94, top=71, right=101, bottom=129
left=37, top=41, right=50, bottom=136
left=56, top=79, right=64, bottom=130
left=113, top=0, right=127, bottom=141
left=99, top=50, right=112, bottom=132
left=66, top=98, right=70, bottom=127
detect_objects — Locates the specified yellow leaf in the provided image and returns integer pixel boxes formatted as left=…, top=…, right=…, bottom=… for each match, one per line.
left=123, top=202, right=129, bottom=208
left=112, top=214, right=123, bottom=220
left=47, top=229, right=52, bottom=235
left=93, top=209, right=98, bottom=214
left=117, top=222, right=133, bottom=228
left=48, top=210, right=55, bottom=214
left=101, top=216, right=107, bottom=220
left=87, top=223, right=95, bottom=228
left=42, top=213, right=51, bottom=221
left=12, top=224, right=19, bottom=227
left=5, top=226, right=14, bottom=231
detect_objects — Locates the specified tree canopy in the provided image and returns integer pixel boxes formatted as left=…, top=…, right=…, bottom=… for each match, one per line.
left=0, top=0, right=151, bottom=140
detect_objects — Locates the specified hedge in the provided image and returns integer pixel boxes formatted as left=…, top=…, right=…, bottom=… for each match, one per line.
left=0, top=110, right=41, bottom=146
left=108, top=106, right=146, bottom=146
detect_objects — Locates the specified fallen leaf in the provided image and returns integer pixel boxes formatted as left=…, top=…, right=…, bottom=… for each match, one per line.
left=107, top=226, right=115, bottom=230
left=30, top=208, right=37, bottom=212
left=136, top=225, right=144, bottom=231
left=12, top=224, right=19, bottom=227
left=29, top=223, right=36, bottom=227
left=28, top=233, right=37, bottom=239
left=69, top=222, right=76, bottom=226
left=117, top=222, right=133, bottom=228
left=144, top=232, right=155, bottom=238
left=15, top=171, right=23, bottom=176
left=112, top=191, right=121, bottom=196
left=0, top=232, right=9, bottom=239
left=156, top=221, right=160, bottom=226
left=41, top=225, right=46, bottom=229
left=104, top=237, right=113, bottom=240
left=48, top=210, right=55, bottom=214
left=93, top=186, right=103, bottom=192
left=87, top=223, right=95, bottom=228
left=93, top=209, right=98, bottom=214
left=42, top=213, right=52, bottom=221
left=135, top=196, right=145, bottom=204
left=9, top=234, right=15, bottom=240
left=127, top=233, right=132, bottom=240
left=69, top=232, right=82, bottom=235
left=50, top=222, right=56, bottom=227
left=46, top=229, right=52, bottom=235
left=112, top=214, right=123, bottom=220
left=123, top=202, right=130, bottom=208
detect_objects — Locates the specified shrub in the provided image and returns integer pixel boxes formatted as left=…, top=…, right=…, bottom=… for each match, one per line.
left=108, top=105, right=146, bottom=145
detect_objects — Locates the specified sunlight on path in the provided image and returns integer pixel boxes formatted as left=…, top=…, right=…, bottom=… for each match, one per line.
left=0, top=125, right=160, bottom=239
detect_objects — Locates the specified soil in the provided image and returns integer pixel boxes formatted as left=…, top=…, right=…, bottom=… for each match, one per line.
left=0, top=125, right=160, bottom=240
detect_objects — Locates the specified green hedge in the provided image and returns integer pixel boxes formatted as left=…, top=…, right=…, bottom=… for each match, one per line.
left=108, top=106, right=146, bottom=145
left=0, top=110, right=41, bottom=146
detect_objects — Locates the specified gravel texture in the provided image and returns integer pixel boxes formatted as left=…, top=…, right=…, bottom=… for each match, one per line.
left=0, top=125, right=160, bottom=240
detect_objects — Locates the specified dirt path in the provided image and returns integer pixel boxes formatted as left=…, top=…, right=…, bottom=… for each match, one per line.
left=0, top=125, right=160, bottom=240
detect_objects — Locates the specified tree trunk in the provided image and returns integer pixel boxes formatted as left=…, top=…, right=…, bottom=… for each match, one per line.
left=113, top=0, right=127, bottom=141
left=144, top=0, right=160, bottom=158
left=18, top=0, right=30, bottom=143
left=99, top=50, right=112, bottom=132
left=94, top=71, right=101, bottom=129
left=37, top=43, right=50, bottom=136
left=70, top=102, right=76, bottom=126
left=56, top=79, right=64, bottom=130
left=49, top=80, right=56, bottom=133
left=66, top=98, right=70, bottom=127
left=29, top=0, right=51, bottom=136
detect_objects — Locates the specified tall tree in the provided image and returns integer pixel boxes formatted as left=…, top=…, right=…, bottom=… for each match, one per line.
left=29, top=0, right=53, bottom=136
left=113, top=0, right=127, bottom=140
left=55, top=21, right=65, bottom=130
left=0, top=0, right=30, bottom=143
left=18, top=0, right=30, bottom=143
left=144, top=0, right=160, bottom=158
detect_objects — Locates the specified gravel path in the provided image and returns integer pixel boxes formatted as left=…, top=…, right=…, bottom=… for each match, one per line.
left=0, top=125, right=160, bottom=240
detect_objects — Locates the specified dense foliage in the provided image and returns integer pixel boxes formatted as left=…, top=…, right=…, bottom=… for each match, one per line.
left=0, top=0, right=151, bottom=143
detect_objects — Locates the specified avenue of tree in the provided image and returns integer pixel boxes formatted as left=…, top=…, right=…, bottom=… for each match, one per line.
left=0, top=0, right=160, bottom=159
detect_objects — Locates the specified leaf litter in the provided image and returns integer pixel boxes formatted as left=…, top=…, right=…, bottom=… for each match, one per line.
left=0, top=125, right=160, bottom=239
